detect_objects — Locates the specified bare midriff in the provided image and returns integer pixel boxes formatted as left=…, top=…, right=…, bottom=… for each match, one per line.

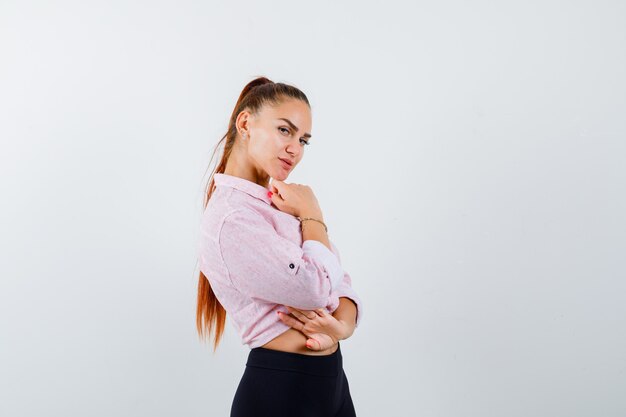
left=260, top=328, right=338, bottom=356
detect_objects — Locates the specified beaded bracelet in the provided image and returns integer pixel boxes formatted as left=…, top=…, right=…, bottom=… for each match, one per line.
left=296, top=217, right=328, bottom=233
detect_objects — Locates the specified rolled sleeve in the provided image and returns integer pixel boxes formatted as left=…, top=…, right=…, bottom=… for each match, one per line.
left=326, top=240, right=363, bottom=328
left=329, top=271, right=363, bottom=328
left=302, top=240, right=344, bottom=289
left=218, top=208, right=336, bottom=309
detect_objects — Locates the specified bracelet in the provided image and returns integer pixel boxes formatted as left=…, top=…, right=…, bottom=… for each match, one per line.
left=297, top=217, right=328, bottom=233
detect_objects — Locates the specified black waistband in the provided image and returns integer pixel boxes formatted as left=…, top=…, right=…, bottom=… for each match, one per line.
left=246, top=342, right=343, bottom=377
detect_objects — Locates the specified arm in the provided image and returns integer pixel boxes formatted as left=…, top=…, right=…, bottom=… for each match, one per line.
left=327, top=240, right=363, bottom=331
left=280, top=283, right=361, bottom=350
left=332, top=297, right=358, bottom=340
left=278, top=240, right=363, bottom=350
left=219, top=208, right=344, bottom=309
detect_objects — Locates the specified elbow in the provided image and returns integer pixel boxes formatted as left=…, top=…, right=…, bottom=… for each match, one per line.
left=300, top=284, right=333, bottom=310
left=284, top=262, right=334, bottom=309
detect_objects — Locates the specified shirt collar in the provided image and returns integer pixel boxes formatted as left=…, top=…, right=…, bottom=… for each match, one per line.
left=213, top=173, right=272, bottom=205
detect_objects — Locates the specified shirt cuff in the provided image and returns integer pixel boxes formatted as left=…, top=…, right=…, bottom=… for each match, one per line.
left=302, top=240, right=344, bottom=289
left=328, top=284, right=363, bottom=328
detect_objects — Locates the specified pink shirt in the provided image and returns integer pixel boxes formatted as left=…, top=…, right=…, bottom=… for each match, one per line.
left=197, top=173, right=363, bottom=349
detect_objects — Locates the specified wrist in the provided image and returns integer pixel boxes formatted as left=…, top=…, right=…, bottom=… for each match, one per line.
left=299, top=210, right=323, bottom=220
left=337, top=319, right=353, bottom=341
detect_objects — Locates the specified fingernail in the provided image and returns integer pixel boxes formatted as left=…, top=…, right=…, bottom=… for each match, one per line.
left=267, top=191, right=273, bottom=198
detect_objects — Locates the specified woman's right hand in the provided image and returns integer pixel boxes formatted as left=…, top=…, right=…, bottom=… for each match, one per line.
left=277, top=306, right=351, bottom=351
left=269, top=180, right=322, bottom=218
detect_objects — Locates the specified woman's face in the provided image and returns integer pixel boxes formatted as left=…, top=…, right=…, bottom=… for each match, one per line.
left=241, top=98, right=312, bottom=182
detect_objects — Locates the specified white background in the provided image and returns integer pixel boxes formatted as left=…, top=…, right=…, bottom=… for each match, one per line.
left=1, top=1, right=624, bottom=416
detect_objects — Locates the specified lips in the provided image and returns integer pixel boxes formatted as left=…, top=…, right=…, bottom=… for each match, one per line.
left=278, top=157, right=293, bottom=168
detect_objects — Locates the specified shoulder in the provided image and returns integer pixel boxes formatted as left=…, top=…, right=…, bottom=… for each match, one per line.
left=203, top=188, right=261, bottom=227
left=219, top=206, right=272, bottom=236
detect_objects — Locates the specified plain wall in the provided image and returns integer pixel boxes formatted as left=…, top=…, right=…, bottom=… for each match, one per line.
left=1, top=1, right=624, bottom=416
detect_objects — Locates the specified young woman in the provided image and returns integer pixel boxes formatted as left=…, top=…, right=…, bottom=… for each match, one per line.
left=196, top=77, right=363, bottom=416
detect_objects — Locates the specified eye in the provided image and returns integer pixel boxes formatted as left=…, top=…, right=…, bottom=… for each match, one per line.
left=279, top=126, right=308, bottom=146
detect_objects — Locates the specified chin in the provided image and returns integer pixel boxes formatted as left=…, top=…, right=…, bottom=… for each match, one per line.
left=272, top=171, right=290, bottom=181
left=268, top=160, right=295, bottom=181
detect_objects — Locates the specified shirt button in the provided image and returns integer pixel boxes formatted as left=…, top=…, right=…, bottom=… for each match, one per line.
left=289, top=263, right=295, bottom=269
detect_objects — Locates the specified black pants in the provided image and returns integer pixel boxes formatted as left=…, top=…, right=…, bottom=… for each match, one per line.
left=230, top=342, right=357, bottom=417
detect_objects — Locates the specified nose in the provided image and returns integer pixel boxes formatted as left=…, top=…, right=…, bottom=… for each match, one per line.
left=286, top=142, right=301, bottom=158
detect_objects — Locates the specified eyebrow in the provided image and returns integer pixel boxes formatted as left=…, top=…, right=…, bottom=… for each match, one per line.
left=277, top=118, right=312, bottom=138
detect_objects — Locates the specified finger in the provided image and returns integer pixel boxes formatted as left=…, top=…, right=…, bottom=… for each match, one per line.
left=269, top=180, right=280, bottom=194
left=286, top=306, right=314, bottom=321
left=286, top=306, right=304, bottom=315
left=270, top=180, right=285, bottom=196
left=306, top=338, right=321, bottom=350
left=277, top=311, right=305, bottom=331
left=315, top=308, right=328, bottom=317
left=296, top=307, right=319, bottom=320
left=288, top=308, right=310, bottom=322
left=269, top=189, right=285, bottom=204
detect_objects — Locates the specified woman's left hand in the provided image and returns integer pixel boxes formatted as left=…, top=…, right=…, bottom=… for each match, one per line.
left=277, top=306, right=349, bottom=351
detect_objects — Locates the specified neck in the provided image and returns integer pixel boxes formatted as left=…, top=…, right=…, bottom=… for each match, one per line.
left=223, top=151, right=270, bottom=188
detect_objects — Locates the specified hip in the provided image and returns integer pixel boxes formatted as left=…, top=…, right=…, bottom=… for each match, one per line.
left=231, top=341, right=355, bottom=416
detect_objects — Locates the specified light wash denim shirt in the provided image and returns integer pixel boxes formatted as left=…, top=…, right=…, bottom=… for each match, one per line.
left=197, top=173, right=363, bottom=348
